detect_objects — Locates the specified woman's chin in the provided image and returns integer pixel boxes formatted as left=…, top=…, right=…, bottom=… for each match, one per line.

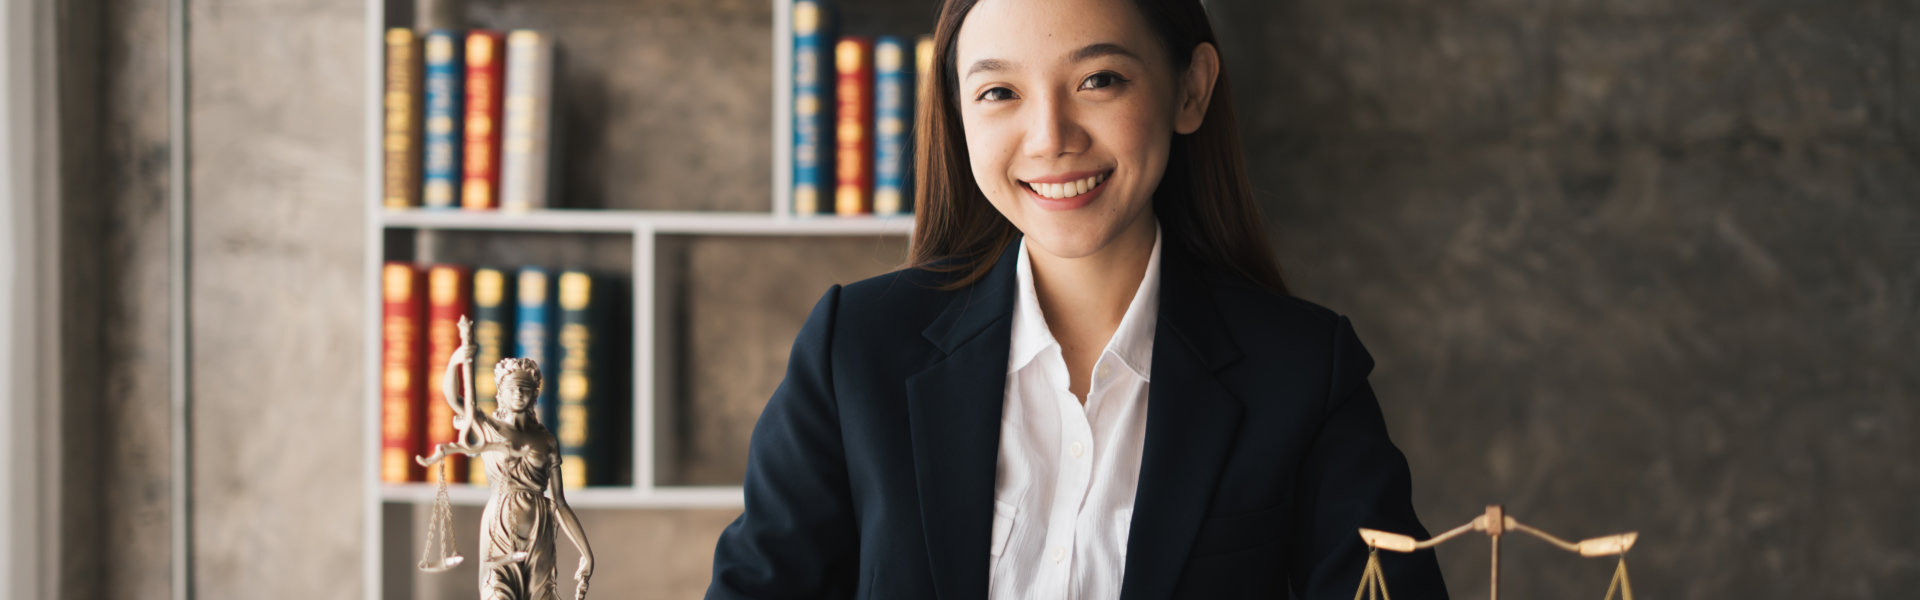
left=1022, top=226, right=1116, bottom=262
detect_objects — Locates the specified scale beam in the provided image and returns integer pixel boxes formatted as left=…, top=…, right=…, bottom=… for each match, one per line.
left=1353, top=504, right=1639, bottom=600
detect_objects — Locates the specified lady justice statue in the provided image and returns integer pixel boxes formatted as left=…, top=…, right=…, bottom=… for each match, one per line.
left=417, top=317, right=594, bottom=600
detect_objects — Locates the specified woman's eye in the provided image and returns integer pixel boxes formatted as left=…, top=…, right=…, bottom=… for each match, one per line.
left=1080, top=72, right=1128, bottom=91
left=976, top=87, right=1015, bottom=102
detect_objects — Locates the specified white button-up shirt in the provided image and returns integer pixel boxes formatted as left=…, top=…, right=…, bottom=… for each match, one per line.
left=988, top=227, right=1160, bottom=599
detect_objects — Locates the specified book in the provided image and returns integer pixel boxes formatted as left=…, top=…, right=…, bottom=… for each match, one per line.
left=555, top=271, right=601, bottom=488
left=791, top=0, right=834, bottom=216
left=380, top=262, right=426, bottom=482
left=834, top=36, right=874, bottom=215
left=872, top=36, right=912, bottom=216
left=915, top=34, right=934, bottom=212
left=421, top=30, right=465, bottom=210
left=423, top=265, right=470, bottom=483
left=514, top=267, right=559, bottom=430
left=461, top=30, right=507, bottom=210
left=500, top=30, right=557, bottom=212
left=469, top=267, right=515, bottom=485
left=383, top=29, right=423, bottom=209
left=916, top=34, right=934, bottom=111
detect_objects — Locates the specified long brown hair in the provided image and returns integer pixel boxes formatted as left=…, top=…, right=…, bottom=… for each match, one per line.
left=908, top=0, right=1289, bottom=295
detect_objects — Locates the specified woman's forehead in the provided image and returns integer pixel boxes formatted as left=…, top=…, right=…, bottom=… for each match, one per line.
left=955, top=0, right=1160, bottom=71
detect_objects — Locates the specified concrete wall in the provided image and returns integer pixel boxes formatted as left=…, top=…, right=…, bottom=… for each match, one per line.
left=52, top=0, right=1916, bottom=598
left=1213, top=0, right=1919, bottom=598
left=54, top=0, right=174, bottom=597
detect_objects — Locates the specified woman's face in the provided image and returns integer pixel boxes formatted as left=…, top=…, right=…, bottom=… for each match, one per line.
left=953, top=0, right=1201, bottom=261
left=500, top=383, right=533, bottom=414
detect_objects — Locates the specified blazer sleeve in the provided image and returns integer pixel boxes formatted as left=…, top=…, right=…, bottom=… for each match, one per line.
left=1286, top=316, right=1449, bottom=599
left=706, top=285, right=860, bottom=599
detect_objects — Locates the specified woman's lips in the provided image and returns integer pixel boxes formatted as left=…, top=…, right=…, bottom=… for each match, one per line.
left=1020, top=170, right=1111, bottom=211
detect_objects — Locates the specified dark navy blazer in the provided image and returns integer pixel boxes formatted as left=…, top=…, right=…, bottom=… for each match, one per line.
left=706, top=238, right=1448, bottom=599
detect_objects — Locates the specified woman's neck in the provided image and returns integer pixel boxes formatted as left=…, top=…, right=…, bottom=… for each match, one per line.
left=1027, top=217, right=1157, bottom=361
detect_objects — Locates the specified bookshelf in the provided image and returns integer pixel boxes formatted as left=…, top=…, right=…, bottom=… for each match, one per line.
left=362, top=0, right=930, bottom=596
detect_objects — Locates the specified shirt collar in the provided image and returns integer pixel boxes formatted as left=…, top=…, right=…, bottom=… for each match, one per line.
left=1007, top=224, right=1162, bottom=380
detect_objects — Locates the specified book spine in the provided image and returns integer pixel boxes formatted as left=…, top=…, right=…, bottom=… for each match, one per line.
left=380, top=262, right=426, bottom=482
left=872, top=36, right=911, bottom=216
left=469, top=267, right=515, bottom=485
left=423, top=265, right=470, bottom=483
left=916, top=34, right=934, bottom=113
left=556, top=271, right=596, bottom=488
left=514, top=267, right=558, bottom=430
left=421, top=30, right=465, bottom=210
left=500, top=30, right=556, bottom=212
left=915, top=34, right=934, bottom=210
left=461, top=30, right=507, bottom=210
left=791, top=1, right=834, bottom=216
left=383, top=29, right=423, bottom=209
left=834, top=36, right=874, bottom=216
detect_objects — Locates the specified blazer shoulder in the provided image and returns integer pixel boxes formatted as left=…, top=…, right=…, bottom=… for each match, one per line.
left=1205, top=277, right=1375, bottom=399
left=827, top=265, right=963, bottom=338
left=1207, top=275, right=1345, bottom=338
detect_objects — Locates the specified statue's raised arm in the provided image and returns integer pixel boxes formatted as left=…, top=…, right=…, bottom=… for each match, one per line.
left=418, top=316, right=525, bottom=468
left=440, top=317, right=495, bottom=441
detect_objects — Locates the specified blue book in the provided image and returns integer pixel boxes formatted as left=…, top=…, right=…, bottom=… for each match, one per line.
left=514, top=267, right=559, bottom=430
left=873, top=35, right=912, bottom=216
left=468, top=266, right=515, bottom=485
left=421, top=30, right=465, bottom=209
left=791, top=0, right=834, bottom=215
left=555, top=270, right=606, bottom=487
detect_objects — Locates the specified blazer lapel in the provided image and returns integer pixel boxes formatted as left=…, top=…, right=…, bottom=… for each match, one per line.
left=1119, top=250, right=1246, bottom=600
left=904, top=242, right=1020, bottom=599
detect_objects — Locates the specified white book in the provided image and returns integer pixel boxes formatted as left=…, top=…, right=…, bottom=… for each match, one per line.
left=500, top=30, right=556, bottom=212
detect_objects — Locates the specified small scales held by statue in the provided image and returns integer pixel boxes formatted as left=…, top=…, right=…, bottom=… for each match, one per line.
left=416, top=316, right=595, bottom=600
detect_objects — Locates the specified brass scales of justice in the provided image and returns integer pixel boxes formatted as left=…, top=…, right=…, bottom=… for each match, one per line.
left=1352, top=504, right=1638, bottom=600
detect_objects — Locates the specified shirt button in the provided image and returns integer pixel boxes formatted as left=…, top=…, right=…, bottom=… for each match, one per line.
left=1070, top=441, right=1085, bottom=458
left=1097, top=363, right=1112, bottom=380
left=1051, top=546, right=1066, bottom=563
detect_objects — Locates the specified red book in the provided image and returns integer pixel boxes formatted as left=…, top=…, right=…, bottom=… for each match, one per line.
left=461, top=30, right=507, bottom=210
left=423, top=265, right=470, bottom=483
left=834, top=36, right=874, bottom=215
left=381, top=263, right=427, bottom=483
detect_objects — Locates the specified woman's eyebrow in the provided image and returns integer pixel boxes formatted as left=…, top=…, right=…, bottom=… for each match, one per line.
left=1070, top=42, right=1141, bottom=64
left=966, top=58, right=1012, bottom=79
left=964, top=42, right=1141, bottom=80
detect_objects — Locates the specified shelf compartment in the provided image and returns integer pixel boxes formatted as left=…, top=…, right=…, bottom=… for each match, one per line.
left=637, top=233, right=910, bottom=491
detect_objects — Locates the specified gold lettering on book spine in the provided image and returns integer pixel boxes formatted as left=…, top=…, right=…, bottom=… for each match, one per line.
left=794, top=1, right=820, bottom=34
left=466, top=33, right=494, bottom=64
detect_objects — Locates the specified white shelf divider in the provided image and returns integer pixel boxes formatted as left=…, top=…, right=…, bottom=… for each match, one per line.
left=379, top=483, right=745, bottom=509
left=382, top=208, right=913, bottom=237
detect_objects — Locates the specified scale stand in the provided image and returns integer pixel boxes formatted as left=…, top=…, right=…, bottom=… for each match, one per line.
left=1354, top=504, right=1637, bottom=600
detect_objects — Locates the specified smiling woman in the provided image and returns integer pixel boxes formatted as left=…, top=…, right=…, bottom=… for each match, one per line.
left=705, top=1, right=1448, bottom=598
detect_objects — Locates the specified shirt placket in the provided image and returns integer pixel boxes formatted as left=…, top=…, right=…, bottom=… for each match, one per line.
left=1040, top=346, right=1096, bottom=598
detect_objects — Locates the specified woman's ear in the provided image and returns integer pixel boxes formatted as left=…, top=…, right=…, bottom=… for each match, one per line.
left=1173, top=42, right=1220, bottom=135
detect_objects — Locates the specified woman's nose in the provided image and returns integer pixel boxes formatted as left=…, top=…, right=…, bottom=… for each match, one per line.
left=1022, top=92, right=1088, bottom=159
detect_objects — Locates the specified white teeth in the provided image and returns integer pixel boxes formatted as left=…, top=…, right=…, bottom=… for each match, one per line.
left=1029, top=172, right=1107, bottom=199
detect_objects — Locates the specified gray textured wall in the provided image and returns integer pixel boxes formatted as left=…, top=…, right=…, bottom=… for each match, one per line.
left=183, top=0, right=368, bottom=595
left=1213, top=0, right=1920, bottom=598
left=56, top=0, right=174, bottom=597
left=54, top=0, right=1915, bottom=598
